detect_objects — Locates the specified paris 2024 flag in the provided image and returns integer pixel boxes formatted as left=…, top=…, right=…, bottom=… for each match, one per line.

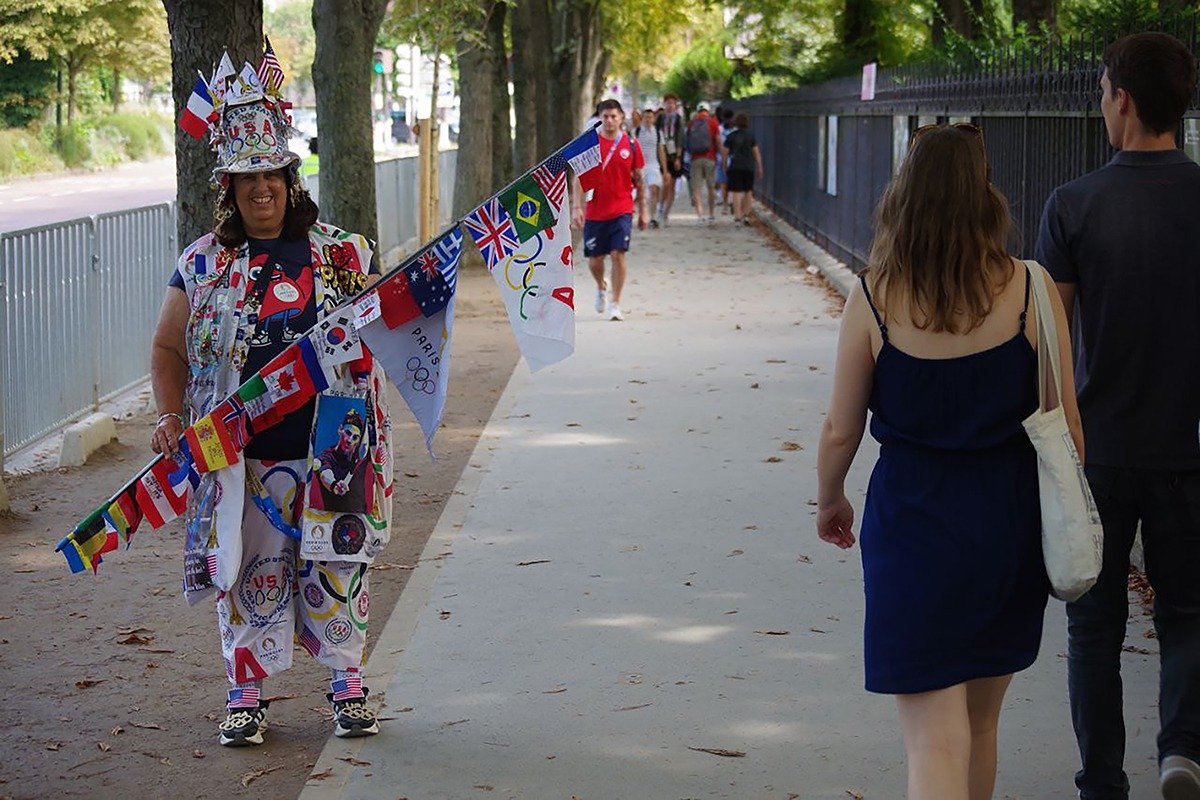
left=463, top=154, right=575, bottom=372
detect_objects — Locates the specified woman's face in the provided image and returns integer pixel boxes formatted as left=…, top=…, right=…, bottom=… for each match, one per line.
left=232, top=169, right=287, bottom=237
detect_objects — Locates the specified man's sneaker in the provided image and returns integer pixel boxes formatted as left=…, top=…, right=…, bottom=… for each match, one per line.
left=649, top=218, right=659, bottom=229
left=609, top=304, right=624, bottom=321
left=218, top=701, right=269, bottom=747
left=328, top=688, right=380, bottom=738
left=594, top=288, right=607, bottom=314
left=1162, top=755, right=1200, bottom=800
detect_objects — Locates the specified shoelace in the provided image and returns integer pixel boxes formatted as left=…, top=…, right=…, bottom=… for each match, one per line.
left=219, top=709, right=262, bottom=731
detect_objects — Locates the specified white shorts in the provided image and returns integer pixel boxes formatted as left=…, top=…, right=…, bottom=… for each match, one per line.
left=642, top=168, right=663, bottom=189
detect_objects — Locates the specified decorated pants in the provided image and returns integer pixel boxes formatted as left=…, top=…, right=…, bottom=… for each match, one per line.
left=216, top=459, right=371, bottom=686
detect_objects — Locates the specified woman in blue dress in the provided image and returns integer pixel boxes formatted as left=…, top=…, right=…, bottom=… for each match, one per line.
left=815, top=125, right=1083, bottom=799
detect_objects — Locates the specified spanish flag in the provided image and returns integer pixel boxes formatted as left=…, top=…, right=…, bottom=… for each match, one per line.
left=185, top=413, right=240, bottom=473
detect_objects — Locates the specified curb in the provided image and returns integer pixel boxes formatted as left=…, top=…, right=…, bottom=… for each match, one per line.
left=58, top=412, right=117, bottom=468
left=753, top=203, right=856, bottom=299
left=296, top=364, right=531, bottom=800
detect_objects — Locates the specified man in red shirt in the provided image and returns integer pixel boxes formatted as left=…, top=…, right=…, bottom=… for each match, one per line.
left=571, top=98, right=647, bottom=321
left=687, top=103, right=722, bottom=224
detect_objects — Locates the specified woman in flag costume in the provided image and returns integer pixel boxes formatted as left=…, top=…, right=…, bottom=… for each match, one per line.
left=150, top=47, right=391, bottom=747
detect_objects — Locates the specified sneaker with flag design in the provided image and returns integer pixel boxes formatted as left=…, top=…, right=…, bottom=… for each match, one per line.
left=218, top=700, right=269, bottom=747
left=328, top=686, right=379, bottom=738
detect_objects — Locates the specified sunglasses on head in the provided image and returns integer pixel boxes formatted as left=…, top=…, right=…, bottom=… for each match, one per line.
left=911, top=122, right=984, bottom=147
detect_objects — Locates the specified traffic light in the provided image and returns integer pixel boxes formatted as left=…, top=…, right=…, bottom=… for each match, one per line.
left=373, top=50, right=385, bottom=74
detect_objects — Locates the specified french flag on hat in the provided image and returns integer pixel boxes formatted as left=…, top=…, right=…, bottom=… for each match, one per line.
left=179, top=74, right=214, bottom=140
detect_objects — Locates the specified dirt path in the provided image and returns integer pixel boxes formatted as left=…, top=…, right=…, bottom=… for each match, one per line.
left=0, top=267, right=518, bottom=799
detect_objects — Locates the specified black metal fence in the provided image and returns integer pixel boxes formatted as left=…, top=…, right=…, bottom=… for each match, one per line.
left=733, top=20, right=1200, bottom=270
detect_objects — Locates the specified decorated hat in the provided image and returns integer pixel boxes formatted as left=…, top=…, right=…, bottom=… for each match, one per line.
left=180, top=39, right=301, bottom=183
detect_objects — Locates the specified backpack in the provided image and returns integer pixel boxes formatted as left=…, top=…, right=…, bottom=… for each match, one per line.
left=687, top=116, right=713, bottom=155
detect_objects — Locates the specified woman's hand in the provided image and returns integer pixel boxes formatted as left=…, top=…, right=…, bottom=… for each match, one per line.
left=152, top=414, right=184, bottom=457
left=816, top=494, right=856, bottom=549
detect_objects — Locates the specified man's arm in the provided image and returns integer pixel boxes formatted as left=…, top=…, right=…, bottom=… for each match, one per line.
left=633, top=167, right=647, bottom=229
left=570, top=173, right=585, bottom=229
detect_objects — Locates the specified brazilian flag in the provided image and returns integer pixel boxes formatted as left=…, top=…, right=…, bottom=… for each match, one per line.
left=498, top=175, right=555, bottom=242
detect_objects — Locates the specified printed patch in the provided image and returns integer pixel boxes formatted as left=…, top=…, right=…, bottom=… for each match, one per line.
left=238, top=554, right=293, bottom=628
left=355, top=590, right=369, bottom=622
left=325, top=617, right=353, bottom=645
left=332, top=515, right=367, bottom=555
left=304, top=582, right=326, bottom=609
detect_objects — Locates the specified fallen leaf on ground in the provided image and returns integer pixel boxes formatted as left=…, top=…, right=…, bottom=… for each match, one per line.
left=117, top=632, right=153, bottom=645
left=750, top=383, right=760, bottom=389
left=473, top=785, right=495, bottom=791
left=727, top=549, right=744, bottom=557
left=797, top=554, right=812, bottom=564
left=688, top=746, right=746, bottom=757
left=542, top=687, right=567, bottom=694
left=516, top=560, right=551, bottom=567
left=137, top=648, right=174, bottom=654
left=336, top=757, right=371, bottom=766
left=128, top=721, right=162, bottom=730
left=116, top=626, right=152, bottom=635
left=443, top=718, right=470, bottom=727
left=370, top=563, right=415, bottom=571
left=265, top=694, right=298, bottom=703
left=403, top=472, right=419, bottom=478
left=1122, top=645, right=1155, bottom=655
left=566, top=422, right=581, bottom=427
left=241, top=766, right=282, bottom=787
left=764, top=456, right=783, bottom=463
left=308, top=769, right=334, bottom=781
left=97, top=742, right=111, bottom=752
left=438, top=610, right=451, bottom=620
left=846, top=791, right=865, bottom=799
left=192, top=750, right=205, bottom=758
left=810, top=628, right=828, bottom=634
left=110, top=726, right=124, bottom=736
left=743, top=525, right=758, bottom=530
left=45, top=741, right=61, bottom=751
left=754, top=630, right=790, bottom=636
left=75, top=679, right=105, bottom=689
left=782, top=441, right=803, bottom=451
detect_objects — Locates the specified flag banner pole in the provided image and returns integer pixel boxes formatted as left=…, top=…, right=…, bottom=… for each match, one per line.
left=57, top=125, right=602, bottom=571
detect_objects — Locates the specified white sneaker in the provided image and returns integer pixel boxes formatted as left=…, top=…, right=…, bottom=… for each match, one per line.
left=609, top=304, right=624, bottom=321
left=594, top=288, right=607, bottom=314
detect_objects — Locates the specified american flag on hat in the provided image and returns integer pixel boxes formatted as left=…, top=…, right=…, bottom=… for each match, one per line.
left=257, top=37, right=285, bottom=93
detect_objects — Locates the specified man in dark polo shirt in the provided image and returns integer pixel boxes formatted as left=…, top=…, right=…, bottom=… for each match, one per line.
left=1036, top=32, right=1200, bottom=800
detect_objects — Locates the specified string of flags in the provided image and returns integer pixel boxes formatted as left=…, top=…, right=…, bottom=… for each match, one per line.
left=56, top=115, right=606, bottom=575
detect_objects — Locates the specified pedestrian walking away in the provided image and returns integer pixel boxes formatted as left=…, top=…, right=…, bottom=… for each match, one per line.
left=633, top=107, right=665, bottom=229
left=716, top=106, right=735, bottom=213
left=721, top=112, right=764, bottom=225
left=150, top=46, right=389, bottom=748
left=571, top=98, right=646, bottom=322
left=656, top=93, right=686, bottom=226
left=687, top=102, right=721, bottom=223
left=817, top=124, right=1078, bottom=800
left=1036, top=31, right=1200, bottom=800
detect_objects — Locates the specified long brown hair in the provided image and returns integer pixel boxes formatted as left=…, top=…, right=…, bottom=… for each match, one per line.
left=865, top=125, right=1013, bottom=334
left=214, top=165, right=319, bottom=246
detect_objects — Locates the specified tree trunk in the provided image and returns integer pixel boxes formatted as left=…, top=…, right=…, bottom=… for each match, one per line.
left=163, top=0, right=262, bottom=252
left=547, top=0, right=603, bottom=150
left=935, top=0, right=979, bottom=40
left=67, top=57, right=77, bottom=125
left=488, top=1, right=513, bottom=187
left=312, top=0, right=388, bottom=245
left=112, top=68, right=122, bottom=112
left=510, top=0, right=541, bottom=170
left=453, top=32, right=493, bottom=220
left=1011, top=0, right=1056, bottom=33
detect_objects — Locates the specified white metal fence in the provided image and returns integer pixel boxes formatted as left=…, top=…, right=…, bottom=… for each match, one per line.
left=1, top=149, right=458, bottom=459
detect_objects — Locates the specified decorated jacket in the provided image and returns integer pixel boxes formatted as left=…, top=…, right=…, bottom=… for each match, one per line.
left=174, top=223, right=393, bottom=603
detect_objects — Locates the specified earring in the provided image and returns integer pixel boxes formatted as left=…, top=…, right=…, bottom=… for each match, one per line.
left=289, top=180, right=302, bottom=208
left=214, top=190, right=234, bottom=225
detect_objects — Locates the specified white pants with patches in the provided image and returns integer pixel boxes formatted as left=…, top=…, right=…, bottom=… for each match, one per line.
left=215, top=459, right=370, bottom=685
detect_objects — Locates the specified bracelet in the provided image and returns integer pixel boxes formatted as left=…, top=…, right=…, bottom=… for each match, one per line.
left=156, top=412, right=184, bottom=428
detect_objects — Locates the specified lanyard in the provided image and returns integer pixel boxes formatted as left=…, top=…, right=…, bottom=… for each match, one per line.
left=600, top=133, right=625, bottom=172
left=246, top=467, right=302, bottom=541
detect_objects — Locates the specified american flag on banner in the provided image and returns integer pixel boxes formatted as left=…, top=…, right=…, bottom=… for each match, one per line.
left=257, top=37, right=285, bottom=93
left=532, top=154, right=568, bottom=214
left=463, top=199, right=520, bottom=270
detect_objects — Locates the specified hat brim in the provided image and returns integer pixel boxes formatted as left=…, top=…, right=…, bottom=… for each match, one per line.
left=214, top=151, right=301, bottom=176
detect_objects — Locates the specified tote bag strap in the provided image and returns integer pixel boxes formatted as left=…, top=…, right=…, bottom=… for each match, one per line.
left=1023, top=259, right=1062, bottom=412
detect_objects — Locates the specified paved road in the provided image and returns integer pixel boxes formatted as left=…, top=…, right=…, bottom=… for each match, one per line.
left=0, top=157, right=177, bottom=233
left=296, top=211, right=1163, bottom=800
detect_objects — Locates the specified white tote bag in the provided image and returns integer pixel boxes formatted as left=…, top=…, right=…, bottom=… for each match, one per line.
left=1021, top=260, right=1104, bottom=602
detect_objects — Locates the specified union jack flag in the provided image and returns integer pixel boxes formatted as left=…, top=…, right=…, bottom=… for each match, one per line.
left=416, top=249, right=440, bottom=280
left=298, top=625, right=321, bottom=657
left=532, top=154, right=568, bottom=214
left=463, top=199, right=519, bottom=270
left=257, top=38, right=285, bottom=93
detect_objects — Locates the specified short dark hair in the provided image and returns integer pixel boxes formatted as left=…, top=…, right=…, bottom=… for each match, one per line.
left=215, top=165, right=319, bottom=247
left=734, top=112, right=750, bottom=129
left=1102, top=33, right=1197, bottom=135
left=721, top=108, right=734, bottom=121
left=663, top=92, right=679, bottom=102
left=597, top=98, right=623, bottom=114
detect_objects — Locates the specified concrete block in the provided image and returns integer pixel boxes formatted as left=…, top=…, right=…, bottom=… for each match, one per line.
left=58, top=412, right=117, bottom=468
left=0, top=476, right=9, bottom=513
left=753, top=203, right=857, bottom=298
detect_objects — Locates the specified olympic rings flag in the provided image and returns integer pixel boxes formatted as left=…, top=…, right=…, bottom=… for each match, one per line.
left=464, top=144, right=580, bottom=372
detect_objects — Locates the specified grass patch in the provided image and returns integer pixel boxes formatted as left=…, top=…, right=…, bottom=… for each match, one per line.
left=0, top=128, right=62, bottom=178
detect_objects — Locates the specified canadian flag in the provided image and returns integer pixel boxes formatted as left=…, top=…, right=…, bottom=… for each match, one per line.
left=259, top=337, right=330, bottom=417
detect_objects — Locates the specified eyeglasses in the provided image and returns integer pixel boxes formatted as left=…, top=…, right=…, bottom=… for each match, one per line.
left=910, top=122, right=985, bottom=150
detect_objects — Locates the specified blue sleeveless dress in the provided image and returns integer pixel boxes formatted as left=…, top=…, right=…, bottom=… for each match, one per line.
left=859, top=272, right=1050, bottom=694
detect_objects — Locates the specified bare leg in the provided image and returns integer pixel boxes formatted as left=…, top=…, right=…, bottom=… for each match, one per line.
left=588, top=256, right=606, bottom=291
left=965, top=674, right=1013, bottom=800
left=896, top=684, right=972, bottom=800
left=706, top=182, right=716, bottom=219
left=693, top=179, right=708, bottom=219
left=661, top=174, right=676, bottom=219
left=730, top=191, right=744, bottom=219
left=650, top=185, right=661, bottom=220
left=610, top=251, right=627, bottom=305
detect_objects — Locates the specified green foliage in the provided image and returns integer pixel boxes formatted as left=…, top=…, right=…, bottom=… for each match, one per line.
left=266, top=1, right=316, bottom=98
left=94, top=113, right=169, bottom=160
left=0, top=50, right=55, bottom=126
left=55, top=119, right=90, bottom=166
left=0, top=127, right=61, bottom=176
left=662, top=37, right=735, bottom=106
left=603, top=0, right=714, bottom=81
